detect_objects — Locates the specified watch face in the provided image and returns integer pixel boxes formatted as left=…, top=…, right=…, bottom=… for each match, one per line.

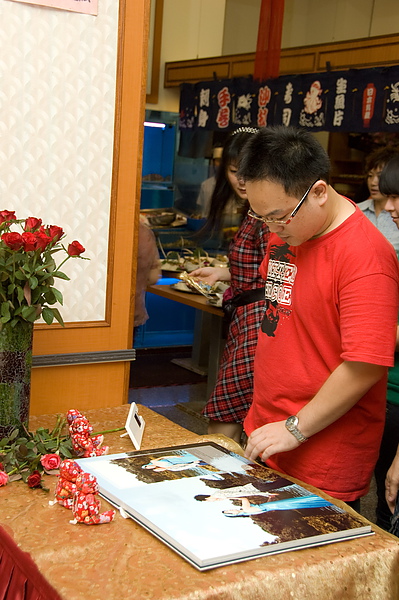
left=286, top=416, right=298, bottom=430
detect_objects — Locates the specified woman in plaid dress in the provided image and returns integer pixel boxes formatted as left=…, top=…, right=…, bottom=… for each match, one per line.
left=191, top=129, right=269, bottom=443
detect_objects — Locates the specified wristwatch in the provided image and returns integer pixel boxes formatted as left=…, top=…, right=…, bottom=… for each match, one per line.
left=285, top=415, right=308, bottom=443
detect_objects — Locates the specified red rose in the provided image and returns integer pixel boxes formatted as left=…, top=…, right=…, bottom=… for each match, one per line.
left=0, top=210, right=16, bottom=225
left=67, top=241, right=85, bottom=256
left=1, top=232, right=23, bottom=250
left=47, top=225, right=64, bottom=242
left=40, top=453, right=61, bottom=471
left=0, top=471, right=8, bottom=487
left=22, top=231, right=37, bottom=251
left=34, top=231, right=51, bottom=250
left=24, top=217, right=42, bottom=232
left=27, top=470, right=42, bottom=488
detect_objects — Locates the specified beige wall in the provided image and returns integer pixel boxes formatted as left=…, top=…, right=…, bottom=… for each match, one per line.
left=148, top=0, right=399, bottom=114
left=149, top=0, right=225, bottom=113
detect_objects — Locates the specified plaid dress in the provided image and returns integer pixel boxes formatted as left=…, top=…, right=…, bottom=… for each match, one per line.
left=203, top=214, right=269, bottom=423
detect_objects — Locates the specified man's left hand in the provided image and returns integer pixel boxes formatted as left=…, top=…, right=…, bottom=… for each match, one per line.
left=244, top=421, right=301, bottom=462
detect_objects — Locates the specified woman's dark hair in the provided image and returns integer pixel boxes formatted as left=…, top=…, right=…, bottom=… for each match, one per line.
left=379, top=154, right=399, bottom=196
left=196, top=130, right=257, bottom=240
left=364, top=146, right=399, bottom=175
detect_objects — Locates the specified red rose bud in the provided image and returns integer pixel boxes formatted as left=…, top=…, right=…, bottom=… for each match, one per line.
left=34, top=231, right=51, bottom=251
left=67, top=241, right=85, bottom=256
left=0, top=210, right=16, bottom=225
left=0, top=471, right=8, bottom=487
left=40, top=453, right=61, bottom=471
left=1, top=232, right=23, bottom=250
left=0, top=462, right=4, bottom=471
left=22, top=231, right=37, bottom=251
left=24, top=217, right=42, bottom=232
left=27, top=470, right=42, bottom=488
left=47, top=225, right=64, bottom=242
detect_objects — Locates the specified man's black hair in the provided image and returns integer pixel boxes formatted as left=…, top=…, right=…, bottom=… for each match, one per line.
left=237, top=126, right=330, bottom=198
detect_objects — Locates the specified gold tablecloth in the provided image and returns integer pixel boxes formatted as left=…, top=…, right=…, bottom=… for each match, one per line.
left=2, top=405, right=399, bottom=600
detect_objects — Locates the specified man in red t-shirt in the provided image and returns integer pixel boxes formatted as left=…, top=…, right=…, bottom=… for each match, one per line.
left=238, top=126, right=399, bottom=508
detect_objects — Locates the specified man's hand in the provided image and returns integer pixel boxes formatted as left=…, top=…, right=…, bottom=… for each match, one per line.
left=245, top=420, right=301, bottom=462
left=386, top=446, right=399, bottom=513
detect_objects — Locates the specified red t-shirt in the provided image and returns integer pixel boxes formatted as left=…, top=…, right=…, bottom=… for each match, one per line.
left=244, top=207, right=399, bottom=501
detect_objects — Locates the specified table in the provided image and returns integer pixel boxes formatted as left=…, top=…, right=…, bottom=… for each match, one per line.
left=1, top=405, right=399, bottom=600
left=147, top=284, right=225, bottom=396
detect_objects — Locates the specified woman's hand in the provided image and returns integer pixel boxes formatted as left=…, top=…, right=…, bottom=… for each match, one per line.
left=189, top=266, right=231, bottom=285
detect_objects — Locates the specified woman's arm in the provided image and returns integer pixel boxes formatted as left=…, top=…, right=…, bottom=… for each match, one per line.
left=189, top=266, right=231, bottom=285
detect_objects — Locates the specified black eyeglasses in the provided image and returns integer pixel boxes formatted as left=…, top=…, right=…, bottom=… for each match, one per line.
left=248, top=180, right=318, bottom=225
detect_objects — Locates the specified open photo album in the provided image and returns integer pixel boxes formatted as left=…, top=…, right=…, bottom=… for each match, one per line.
left=76, top=442, right=373, bottom=571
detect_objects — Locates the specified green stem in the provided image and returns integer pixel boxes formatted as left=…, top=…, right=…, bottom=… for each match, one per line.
left=56, top=255, right=71, bottom=271
left=92, top=427, right=125, bottom=436
left=6, top=460, right=28, bottom=475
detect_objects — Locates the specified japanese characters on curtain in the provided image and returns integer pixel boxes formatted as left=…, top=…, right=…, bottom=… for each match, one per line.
left=179, top=66, right=399, bottom=133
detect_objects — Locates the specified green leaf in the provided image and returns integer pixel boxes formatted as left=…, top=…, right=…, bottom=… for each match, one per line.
left=1, top=302, right=10, bottom=319
left=51, top=307, right=64, bottom=327
left=52, top=270, right=70, bottom=281
left=41, top=307, right=54, bottom=325
left=51, top=287, right=63, bottom=304
left=21, top=305, right=37, bottom=322
left=29, top=276, right=38, bottom=290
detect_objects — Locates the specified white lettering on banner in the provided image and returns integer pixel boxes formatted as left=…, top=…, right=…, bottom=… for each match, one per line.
left=199, top=88, right=210, bottom=108
left=198, top=109, right=209, bottom=128
left=266, top=260, right=297, bottom=306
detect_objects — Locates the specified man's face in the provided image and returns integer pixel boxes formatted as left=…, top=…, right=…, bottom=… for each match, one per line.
left=245, top=179, right=325, bottom=246
left=384, top=195, right=399, bottom=228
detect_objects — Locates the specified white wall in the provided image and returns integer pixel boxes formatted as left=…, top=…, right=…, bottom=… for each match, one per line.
left=149, top=0, right=226, bottom=113
left=150, top=0, right=399, bottom=114
left=0, top=0, right=119, bottom=322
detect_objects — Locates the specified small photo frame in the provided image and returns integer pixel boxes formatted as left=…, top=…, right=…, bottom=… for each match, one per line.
left=124, top=403, right=145, bottom=449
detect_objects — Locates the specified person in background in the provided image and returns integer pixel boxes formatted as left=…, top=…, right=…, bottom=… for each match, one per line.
left=191, top=128, right=269, bottom=444
left=195, top=146, right=223, bottom=217
left=239, top=126, right=399, bottom=511
left=357, top=146, right=399, bottom=256
left=375, top=153, right=399, bottom=534
left=134, top=220, right=161, bottom=330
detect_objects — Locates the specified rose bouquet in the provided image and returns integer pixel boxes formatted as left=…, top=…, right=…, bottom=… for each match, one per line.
left=0, top=414, right=73, bottom=490
left=0, top=210, right=87, bottom=326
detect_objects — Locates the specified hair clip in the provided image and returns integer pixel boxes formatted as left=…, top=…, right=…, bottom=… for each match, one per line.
left=232, top=127, right=259, bottom=136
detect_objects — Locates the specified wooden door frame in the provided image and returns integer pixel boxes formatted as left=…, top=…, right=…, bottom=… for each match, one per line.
left=30, top=0, right=149, bottom=415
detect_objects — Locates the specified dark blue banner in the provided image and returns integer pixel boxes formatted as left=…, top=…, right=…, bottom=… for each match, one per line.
left=179, top=65, right=399, bottom=133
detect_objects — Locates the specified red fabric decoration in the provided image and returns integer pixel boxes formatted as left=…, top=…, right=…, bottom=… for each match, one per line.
left=0, top=526, right=62, bottom=600
left=254, top=0, right=285, bottom=81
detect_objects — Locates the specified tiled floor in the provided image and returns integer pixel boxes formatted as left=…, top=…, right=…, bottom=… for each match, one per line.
left=128, top=382, right=208, bottom=436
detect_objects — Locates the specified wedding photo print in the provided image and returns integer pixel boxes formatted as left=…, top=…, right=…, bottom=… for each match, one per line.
left=76, top=442, right=372, bottom=570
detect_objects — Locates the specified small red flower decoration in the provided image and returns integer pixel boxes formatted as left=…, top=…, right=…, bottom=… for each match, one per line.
left=21, top=231, right=37, bottom=252
left=24, top=217, right=42, bottom=232
left=0, top=211, right=88, bottom=326
left=27, top=470, right=42, bottom=488
left=0, top=210, right=16, bottom=225
left=0, top=471, right=8, bottom=487
left=40, top=453, right=61, bottom=471
left=68, top=241, right=85, bottom=256
left=1, top=232, right=23, bottom=250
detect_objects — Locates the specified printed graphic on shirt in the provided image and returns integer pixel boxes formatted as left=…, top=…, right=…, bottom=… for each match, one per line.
left=262, top=243, right=296, bottom=337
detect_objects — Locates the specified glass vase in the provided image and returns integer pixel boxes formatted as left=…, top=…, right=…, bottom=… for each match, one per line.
left=0, top=321, right=34, bottom=439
